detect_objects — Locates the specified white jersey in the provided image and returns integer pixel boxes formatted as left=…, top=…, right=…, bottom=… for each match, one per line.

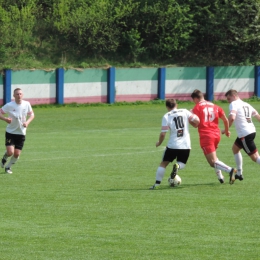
left=229, top=99, right=258, bottom=138
left=0, top=100, right=33, bottom=135
left=161, top=108, right=194, bottom=149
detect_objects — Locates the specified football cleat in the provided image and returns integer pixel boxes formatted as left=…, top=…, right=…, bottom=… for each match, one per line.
left=218, top=178, right=224, bottom=184
left=168, top=177, right=175, bottom=187
left=170, top=163, right=179, bottom=180
left=149, top=185, right=159, bottom=190
left=229, top=168, right=237, bottom=184
left=5, top=167, right=12, bottom=174
left=235, top=174, right=243, bottom=181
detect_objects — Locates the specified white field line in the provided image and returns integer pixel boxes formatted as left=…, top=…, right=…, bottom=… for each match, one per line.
left=22, top=147, right=166, bottom=162
left=33, top=127, right=160, bottom=135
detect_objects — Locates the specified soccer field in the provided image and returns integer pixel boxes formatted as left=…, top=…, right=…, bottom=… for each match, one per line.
left=1, top=101, right=260, bottom=259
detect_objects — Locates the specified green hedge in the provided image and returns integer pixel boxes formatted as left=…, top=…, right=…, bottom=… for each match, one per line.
left=0, top=0, right=259, bottom=67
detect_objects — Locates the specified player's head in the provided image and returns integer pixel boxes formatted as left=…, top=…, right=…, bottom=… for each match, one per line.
left=165, top=99, right=177, bottom=110
left=225, top=89, right=238, bottom=103
left=191, top=89, right=204, bottom=103
left=13, top=88, right=23, bottom=103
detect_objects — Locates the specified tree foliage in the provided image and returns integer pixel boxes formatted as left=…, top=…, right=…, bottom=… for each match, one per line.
left=0, top=0, right=260, bottom=66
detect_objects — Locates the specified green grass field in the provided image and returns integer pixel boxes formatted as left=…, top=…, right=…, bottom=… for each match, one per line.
left=0, top=101, right=260, bottom=260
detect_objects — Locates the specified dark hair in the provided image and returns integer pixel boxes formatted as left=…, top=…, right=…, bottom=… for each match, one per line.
left=225, top=89, right=238, bottom=97
left=191, top=89, right=204, bottom=99
left=165, top=99, right=177, bottom=109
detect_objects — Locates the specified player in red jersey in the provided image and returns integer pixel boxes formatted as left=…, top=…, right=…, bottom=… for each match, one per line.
left=191, top=89, right=237, bottom=184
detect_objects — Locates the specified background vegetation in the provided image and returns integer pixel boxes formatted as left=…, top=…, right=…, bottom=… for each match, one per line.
left=0, top=0, right=260, bottom=69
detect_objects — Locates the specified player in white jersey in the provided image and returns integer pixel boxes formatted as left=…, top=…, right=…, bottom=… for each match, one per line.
left=0, top=88, right=34, bottom=174
left=150, top=99, right=200, bottom=189
left=224, top=89, right=260, bottom=182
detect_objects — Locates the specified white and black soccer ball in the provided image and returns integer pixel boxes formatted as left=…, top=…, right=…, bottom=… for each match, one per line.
left=168, top=174, right=182, bottom=187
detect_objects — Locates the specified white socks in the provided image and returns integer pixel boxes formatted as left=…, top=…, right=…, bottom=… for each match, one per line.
left=215, top=169, right=224, bottom=180
left=154, top=166, right=166, bottom=186
left=256, top=157, right=260, bottom=165
left=6, top=156, right=19, bottom=168
left=177, top=161, right=186, bottom=170
left=234, top=152, right=243, bottom=176
left=214, top=160, right=232, bottom=173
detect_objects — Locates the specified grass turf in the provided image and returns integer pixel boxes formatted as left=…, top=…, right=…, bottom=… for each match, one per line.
left=0, top=102, right=259, bottom=259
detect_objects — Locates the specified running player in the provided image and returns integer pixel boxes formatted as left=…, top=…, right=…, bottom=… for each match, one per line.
left=224, top=89, right=260, bottom=182
left=191, top=89, right=236, bottom=184
left=150, top=98, right=200, bottom=189
left=0, top=88, right=34, bottom=174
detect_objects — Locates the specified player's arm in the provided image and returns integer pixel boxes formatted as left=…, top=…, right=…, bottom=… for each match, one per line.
left=252, top=110, right=260, bottom=122
left=156, top=132, right=166, bottom=147
left=254, top=114, right=260, bottom=122
left=156, top=115, right=168, bottom=147
left=23, top=111, right=35, bottom=128
left=227, top=113, right=235, bottom=128
left=0, top=108, right=12, bottom=124
left=226, top=103, right=236, bottom=129
left=188, top=113, right=200, bottom=128
left=220, top=113, right=231, bottom=137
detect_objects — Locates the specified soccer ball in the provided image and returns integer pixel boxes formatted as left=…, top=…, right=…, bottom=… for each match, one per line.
left=168, top=174, right=182, bottom=187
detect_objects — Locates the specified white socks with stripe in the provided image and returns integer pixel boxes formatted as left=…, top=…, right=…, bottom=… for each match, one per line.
left=214, top=160, right=232, bottom=173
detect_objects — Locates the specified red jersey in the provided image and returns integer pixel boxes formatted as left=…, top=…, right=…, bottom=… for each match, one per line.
left=192, top=100, right=225, bottom=139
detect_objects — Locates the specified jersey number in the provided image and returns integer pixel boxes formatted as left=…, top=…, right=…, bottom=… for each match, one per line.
left=173, top=116, right=184, bottom=129
left=243, top=106, right=250, bottom=117
left=203, top=107, right=215, bottom=122
left=242, top=106, right=252, bottom=123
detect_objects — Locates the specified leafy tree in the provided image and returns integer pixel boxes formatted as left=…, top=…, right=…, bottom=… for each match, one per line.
left=189, top=0, right=260, bottom=63
left=115, top=0, right=194, bottom=61
left=0, top=1, right=36, bottom=62
left=139, top=0, right=194, bottom=59
left=47, top=0, right=122, bottom=60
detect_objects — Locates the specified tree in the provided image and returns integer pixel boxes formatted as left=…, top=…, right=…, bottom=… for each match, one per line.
left=0, top=1, right=36, bottom=62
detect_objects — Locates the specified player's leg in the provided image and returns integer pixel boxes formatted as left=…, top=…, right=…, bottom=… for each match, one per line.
left=215, top=158, right=225, bottom=183
left=3, top=145, right=15, bottom=174
left=202, top=141, right=236, bottom=184
left=1, top=146, right=13, bottom=168
left=250, top=151, right=260, bottom=163
left=232, top=139, right=243, bottom=181
left=169, top=149, right=190, bottom=180
left=204, top=151, right=225, bottom=183
left=150, top=147, right=174, bottom=189
left=1, top=132, right=15, bottom=169
left=200, top=139, right=225, bottom=183
left=237, top=133, right=260, bottom=180
left=241, top=133, right=260, bottom=164
left=150, top=161, right=170, bottom=189
left=5, top=134, right=25, bottom=174
left=200, top=137, right=219, bottom=167
left=5, top=148, right=21, bottom=173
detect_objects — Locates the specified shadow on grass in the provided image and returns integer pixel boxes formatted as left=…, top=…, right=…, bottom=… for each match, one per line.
left=99, top=182, right=223, bottom=191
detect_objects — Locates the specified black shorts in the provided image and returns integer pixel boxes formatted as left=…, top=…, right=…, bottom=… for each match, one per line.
left=5, top=132, right=26, bottom=150
left=162, top=147, right=190, bottom=164
left=234, top=132, right=257, bottom=155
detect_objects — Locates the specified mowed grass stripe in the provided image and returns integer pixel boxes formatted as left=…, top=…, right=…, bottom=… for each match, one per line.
left=0, top=102, right=259, bottom=259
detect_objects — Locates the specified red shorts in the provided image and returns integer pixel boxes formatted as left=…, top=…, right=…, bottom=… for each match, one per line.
left=200, top=136, right=220, bottom=155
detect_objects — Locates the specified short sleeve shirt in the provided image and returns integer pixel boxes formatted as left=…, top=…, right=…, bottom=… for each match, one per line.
left=229, top=99, right=257, bottom=138
left=0, top=100, right=33, bottom=135
left=161, top=108, right=194, bottom=149
left=192, top=101, right=224, bottom=139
